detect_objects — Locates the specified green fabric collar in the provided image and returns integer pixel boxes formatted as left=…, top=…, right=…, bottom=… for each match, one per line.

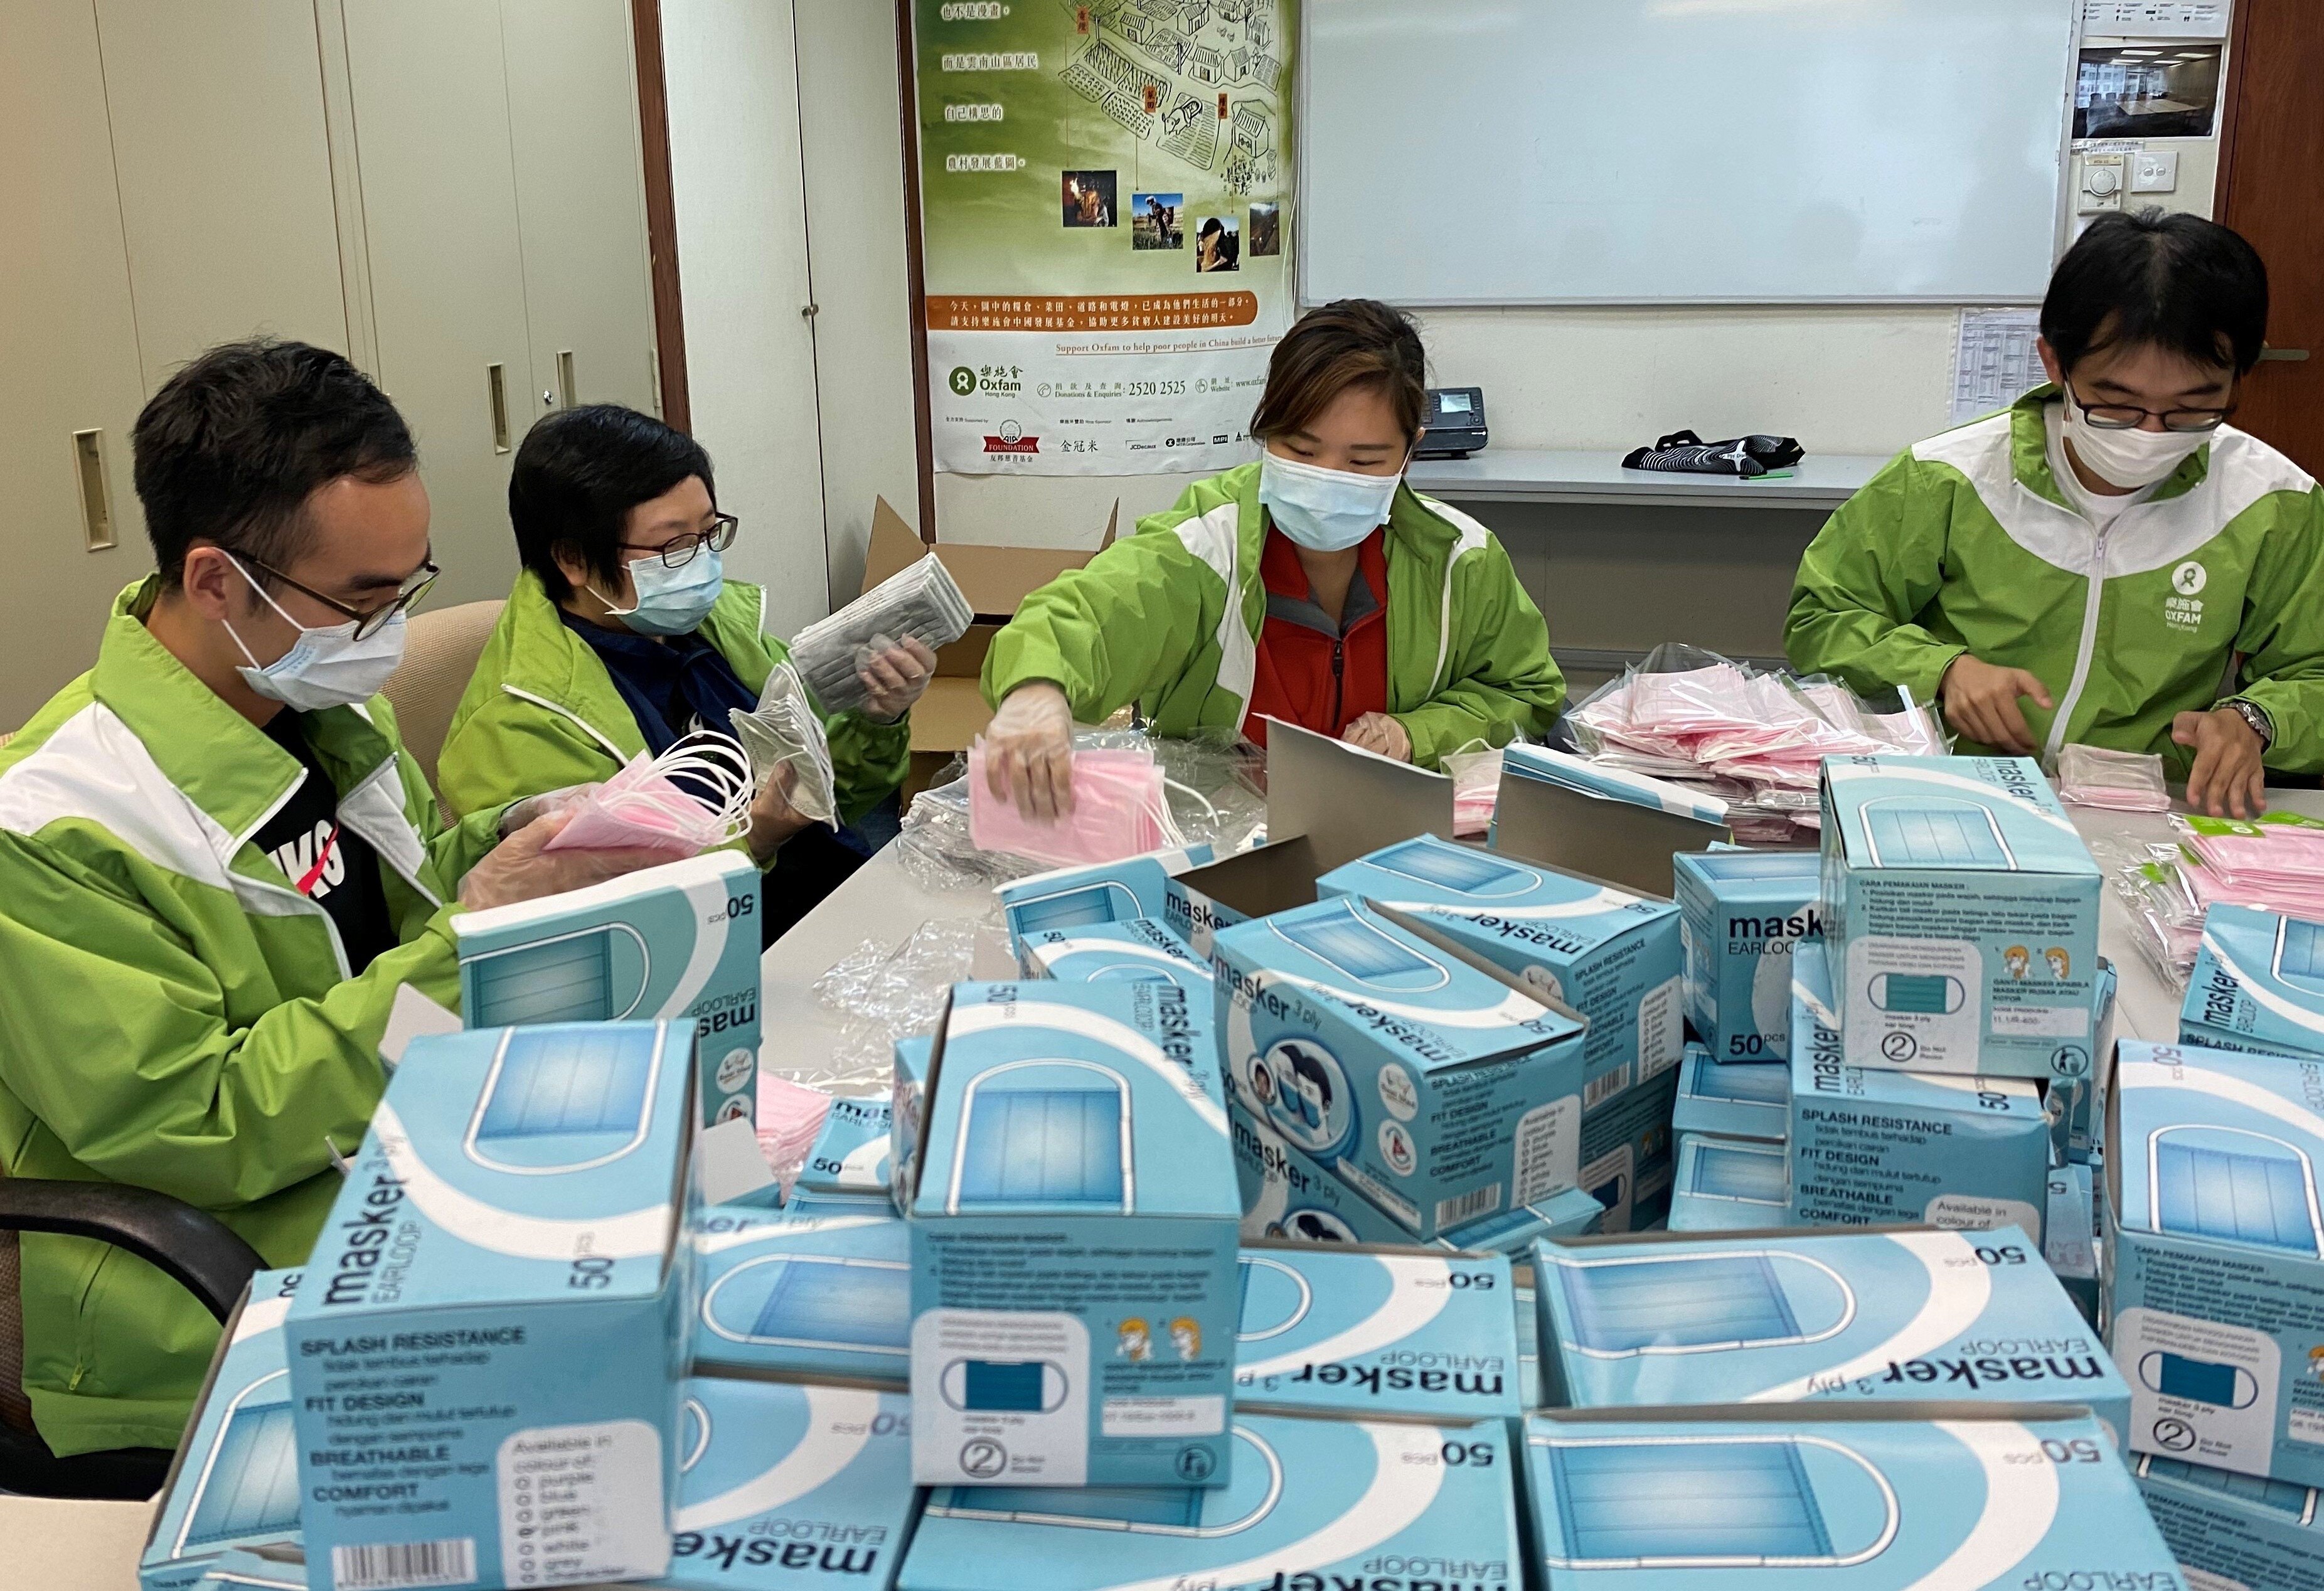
left=2010, top=383, right=2212, bottom=513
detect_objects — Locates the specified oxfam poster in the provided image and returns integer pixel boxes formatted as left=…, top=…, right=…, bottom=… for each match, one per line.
left=917, top=0, right=1296, bottom=476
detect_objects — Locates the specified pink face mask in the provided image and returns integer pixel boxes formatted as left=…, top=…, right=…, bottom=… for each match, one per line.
left=543, top=739, right=755, bottom=858
left=967, top=745, right=1183, bottom=868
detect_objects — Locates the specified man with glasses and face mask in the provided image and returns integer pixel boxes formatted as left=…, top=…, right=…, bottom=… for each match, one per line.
left=437, top=404, right=931, bottom=938
left=0, top=340, right=667, bottom=1477
left=1789, top=210, right=2324, bottom=817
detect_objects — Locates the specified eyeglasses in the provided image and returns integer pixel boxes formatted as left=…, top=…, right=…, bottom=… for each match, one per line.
left=2067, top=381, right=2235, bottom=434
left=238, top=553, right=440, bottom=641
left=617, top=513, right=739, bottom=568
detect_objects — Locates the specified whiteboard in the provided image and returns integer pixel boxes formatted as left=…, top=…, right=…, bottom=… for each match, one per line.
left=1301, top=0, right=2078, bottom=306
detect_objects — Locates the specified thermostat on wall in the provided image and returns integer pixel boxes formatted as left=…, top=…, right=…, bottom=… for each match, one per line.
left=1417, top=388, right=1488, bottom=459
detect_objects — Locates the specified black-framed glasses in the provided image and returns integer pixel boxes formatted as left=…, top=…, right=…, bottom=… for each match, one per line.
left=617, top=513, right=739, bottom=568
left=240, top=553, right=440, bottom=641
left=2067, top=381, right=2235, bottom=434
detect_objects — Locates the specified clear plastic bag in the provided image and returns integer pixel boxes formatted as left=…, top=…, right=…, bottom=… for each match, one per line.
left=2059, top=744, right=2170, bottom=813
left=543, top=735, right=754, bottom=857
left=788, top=553, right=973, bottom=715
left=730, top=662, right=839, bottom=829
left=1442, top=740, right=1504, bottom=838
left=801, top=918, right=996, bottom=1094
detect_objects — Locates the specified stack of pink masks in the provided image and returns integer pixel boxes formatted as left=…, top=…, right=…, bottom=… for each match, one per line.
left=2175, top=814, right=2324, bottom=919
left=2058, top=743, right=2171, bottom=813
left=966, top=743, right=1180, bottom=868
left=755, top=1073, right=835, bottom=1192
left=1564, top=646, right=1944, bottom=843
left=544, top=738, right=755, bottom=858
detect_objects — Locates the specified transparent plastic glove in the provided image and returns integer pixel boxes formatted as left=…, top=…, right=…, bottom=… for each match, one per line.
left=543, top=737, right=755, bottom=858
left=853, top=633, right=938, bottom=723
left=980, top=681, right=1077, bottom=820
left=496, top=781, right=597, bottom=840
left=967, top=743, right=1181, bottom=867
left=730, top=662, right=840, bottom=829
left=459, top=807, right=673, bottom=911
left=1343, top=712, right=1411, bottom=761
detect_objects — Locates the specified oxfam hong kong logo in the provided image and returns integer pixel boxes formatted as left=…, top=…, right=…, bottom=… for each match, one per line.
left=2172, top=561, right=2208, bottom=596
left=949, top=366, right=977, bottom=397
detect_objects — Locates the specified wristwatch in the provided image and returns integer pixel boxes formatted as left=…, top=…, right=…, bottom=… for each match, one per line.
left=2223, top=698, right=2275, bottom=748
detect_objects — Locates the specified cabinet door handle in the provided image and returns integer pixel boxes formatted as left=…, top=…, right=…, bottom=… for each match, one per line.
left=2258, top=348, right=2311, bottom=363
left=72, top=430, right=117, bottom=551
left=557, top=349, right=577, bottom=408
left=488, top=363, right=511, bottom=453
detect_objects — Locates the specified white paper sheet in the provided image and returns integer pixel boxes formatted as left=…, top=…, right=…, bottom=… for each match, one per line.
left=1951, top=307, right=2045, bottom=425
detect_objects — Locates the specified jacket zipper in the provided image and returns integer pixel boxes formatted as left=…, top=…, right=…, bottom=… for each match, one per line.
left=2042, top=523, right=2112, bottom=767
left=1331, top=638, right=1345, bottom=732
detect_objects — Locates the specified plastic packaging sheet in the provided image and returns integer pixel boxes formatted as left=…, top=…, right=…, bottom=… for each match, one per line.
left=2059, top=743, right=2171, bottom=814
left=729, top=662, right=840, bottom=829
left=787, top=552, right=973, bottom=715
left=1442, top=740, right=1505, bottom=838
left=799, top=918, right=995, bottom=1094
left=542, top=735, right=755, bottom=857
left=1562, top=642, right=1944, bottom=844
left=2089, top=833, right=2203, bottom=989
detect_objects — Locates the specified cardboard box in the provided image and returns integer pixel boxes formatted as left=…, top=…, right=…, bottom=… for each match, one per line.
left=856, top=497, right=1116, bottom=792
left=1671, top=849, right=1822, bottom=1062
left=454, top=851, right=763, bottom=1127
left=1818, top=754, right=2101, bottom=1078
left=2136, top=1452, right=2324, bottom=1591
left=689, top=1206, right=910, bottom=1387
left=653, top=1377, right=917, bottom=1591
left=1018, top=916, right=1212, bottom=995
left=2054, top=959, right=2118, bottom=1167
left=1523, top=1406, right=2175, bottom=1588
left=2048, top=1163, right=2099, bottom=1327
left=1233, top=1241, right=1522, bottom=1422
left=900, top=1412, right=1522, bottom=1591
left=1789, top=939, right=2050, bottom=1239
left=2182, top=900, right=2324, bottom=1062
left=794, top=1097, right=893, bottom=1199
left=1672, top=1043, right=1790, bottom=1144
left=193, top=1553, right=305, bottom=1590
left=1668, top=1133, right=1791, bottom=1232
left=2108, top=1038, right=2324, bottom=1484
left=903, top=981, right=1239, bottom=1488
left=1232, top=1099, right=1603, bottom=1253
left=288, top=1022, right=696, bottom=1590
left=1533, top=1224, right=2128, bottom=1440
left=1493, top=746, right=1732, bottom=898
left=993, top=847, right=1215, bottom=957
left=142, top=1270, right=306, bottom=1591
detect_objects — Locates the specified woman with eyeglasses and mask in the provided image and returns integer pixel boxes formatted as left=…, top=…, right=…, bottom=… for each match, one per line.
left=1788, top=210, right=2324, bottom=818
left=438, top=404, right=932, bottom=930
left=978, top=297, right=1563, bottom=819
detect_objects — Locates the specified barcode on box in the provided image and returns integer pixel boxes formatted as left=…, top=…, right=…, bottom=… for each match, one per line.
left=331, top=1538, right=476, bottom=1591
left=1583, top=1063, right=1633, bottom=1112
left=1435, top=1183, right=1501, bottom=1230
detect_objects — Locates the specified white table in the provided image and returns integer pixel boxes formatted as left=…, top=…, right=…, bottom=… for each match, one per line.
left=1409, top=448, right=1886, bottom=512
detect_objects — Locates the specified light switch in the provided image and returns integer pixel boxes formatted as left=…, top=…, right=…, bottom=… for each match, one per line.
left=2079, top=154, right=2127, bottom=215
left=2133, top=149, right=2180, bottom=193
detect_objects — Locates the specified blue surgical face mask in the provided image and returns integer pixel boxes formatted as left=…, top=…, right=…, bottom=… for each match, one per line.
left=223, top=557, right=408, bottom=712
left=594, top=546, right=724, bottom=637
left=1259, top=447, right=1409, bottom=552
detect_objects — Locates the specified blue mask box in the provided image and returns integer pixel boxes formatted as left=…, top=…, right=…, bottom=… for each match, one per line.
left=649, top=1378, right=918, bottom=1591
left=2136, top=1453, right=2324, bottom=1591
left=193, top=1553, right=306, bottom=1591
left=904, top=981, right=1239, bottom=1489
left=1790, top=939, right=2050, bottom=1240
left=1317, top=834, right=1685, bottom=1094
left=1672, top=849, right=1822, bottom=1063
left=1533, top=1225, right=2129, bottom=1441
left=1669, top=1134, right=1792, bottom=1233
left=454, top=850, right=764, bottom=1127
left=890, top=1038, right=932, bottom=1220
left=1516, top=1280, right=1542, bottom=1409
left=2182, top=900, right=2324, bottom=1063
left=1673, top=1043, right=1789, bottom=1144
left=142, top=1270, right=307, bottom=1591
left=690, top=1206, right=910, bottom=1386
left=288, top=1021, right=697, bottom=1590
left=2108, top=1038, right=2324, bottom=1486
left=1215, top=895, right=1589, bottom=1240
left=2050, top=958, right=2118, bottom=1168
left=796, top=1097, right=893, bottom=1200
left=1019, top=916, right=1213, bottom=995
left=898, top=1410, right=1522, bottom=1591
left=1524, top=1407, right=2177, bottom=1587
left=1234, top=1243, right=1520, bottom=1422
left=2046, top=1164, right=2099, bottom=1328
left=1574, top=1053, right=1681, bottom=1237
left=1233, top=1099, right=1602, bottom=1254
left=1818, top=755, right=2102, bottom=1080
left=994, top=846, right=1217, bottom=956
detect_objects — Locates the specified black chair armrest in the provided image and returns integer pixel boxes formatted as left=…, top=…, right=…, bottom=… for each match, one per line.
left=0, top=1181, right=265, bottom=1323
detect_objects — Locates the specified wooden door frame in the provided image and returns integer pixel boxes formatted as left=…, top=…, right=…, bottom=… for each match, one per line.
left=631, top=0, right=690, bottom=432
left=2212, top=0, right=2255, bottom=220
left=894, top=0, right=937, bottom=542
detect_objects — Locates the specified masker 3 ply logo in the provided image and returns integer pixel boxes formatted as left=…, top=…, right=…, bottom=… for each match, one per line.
left=1672, top=848, right=1822, bottom=1063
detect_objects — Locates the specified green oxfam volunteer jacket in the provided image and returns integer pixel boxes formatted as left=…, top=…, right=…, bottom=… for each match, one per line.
left=435, top=572, right=910, bottom=829
left=1788, top=387, right=2324, bottom=777
left=0, top=581, right=504, bottom=1455
left=980, top=462, right=1565, bottom=767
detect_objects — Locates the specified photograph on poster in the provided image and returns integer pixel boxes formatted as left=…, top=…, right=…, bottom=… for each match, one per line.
left=2074, top=43, right=2222, bottom=139
left=1133, top=192, right=1185, bottom=250
left=1248, top=201, right=1281, bottom=257
left=1196, top=214, right=1240, bottom=273
left=1062, top=169, right=1117, bottom=227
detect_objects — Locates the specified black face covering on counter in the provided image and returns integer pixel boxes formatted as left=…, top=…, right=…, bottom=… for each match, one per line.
left=1621, top=430, right=1806, bottom=477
